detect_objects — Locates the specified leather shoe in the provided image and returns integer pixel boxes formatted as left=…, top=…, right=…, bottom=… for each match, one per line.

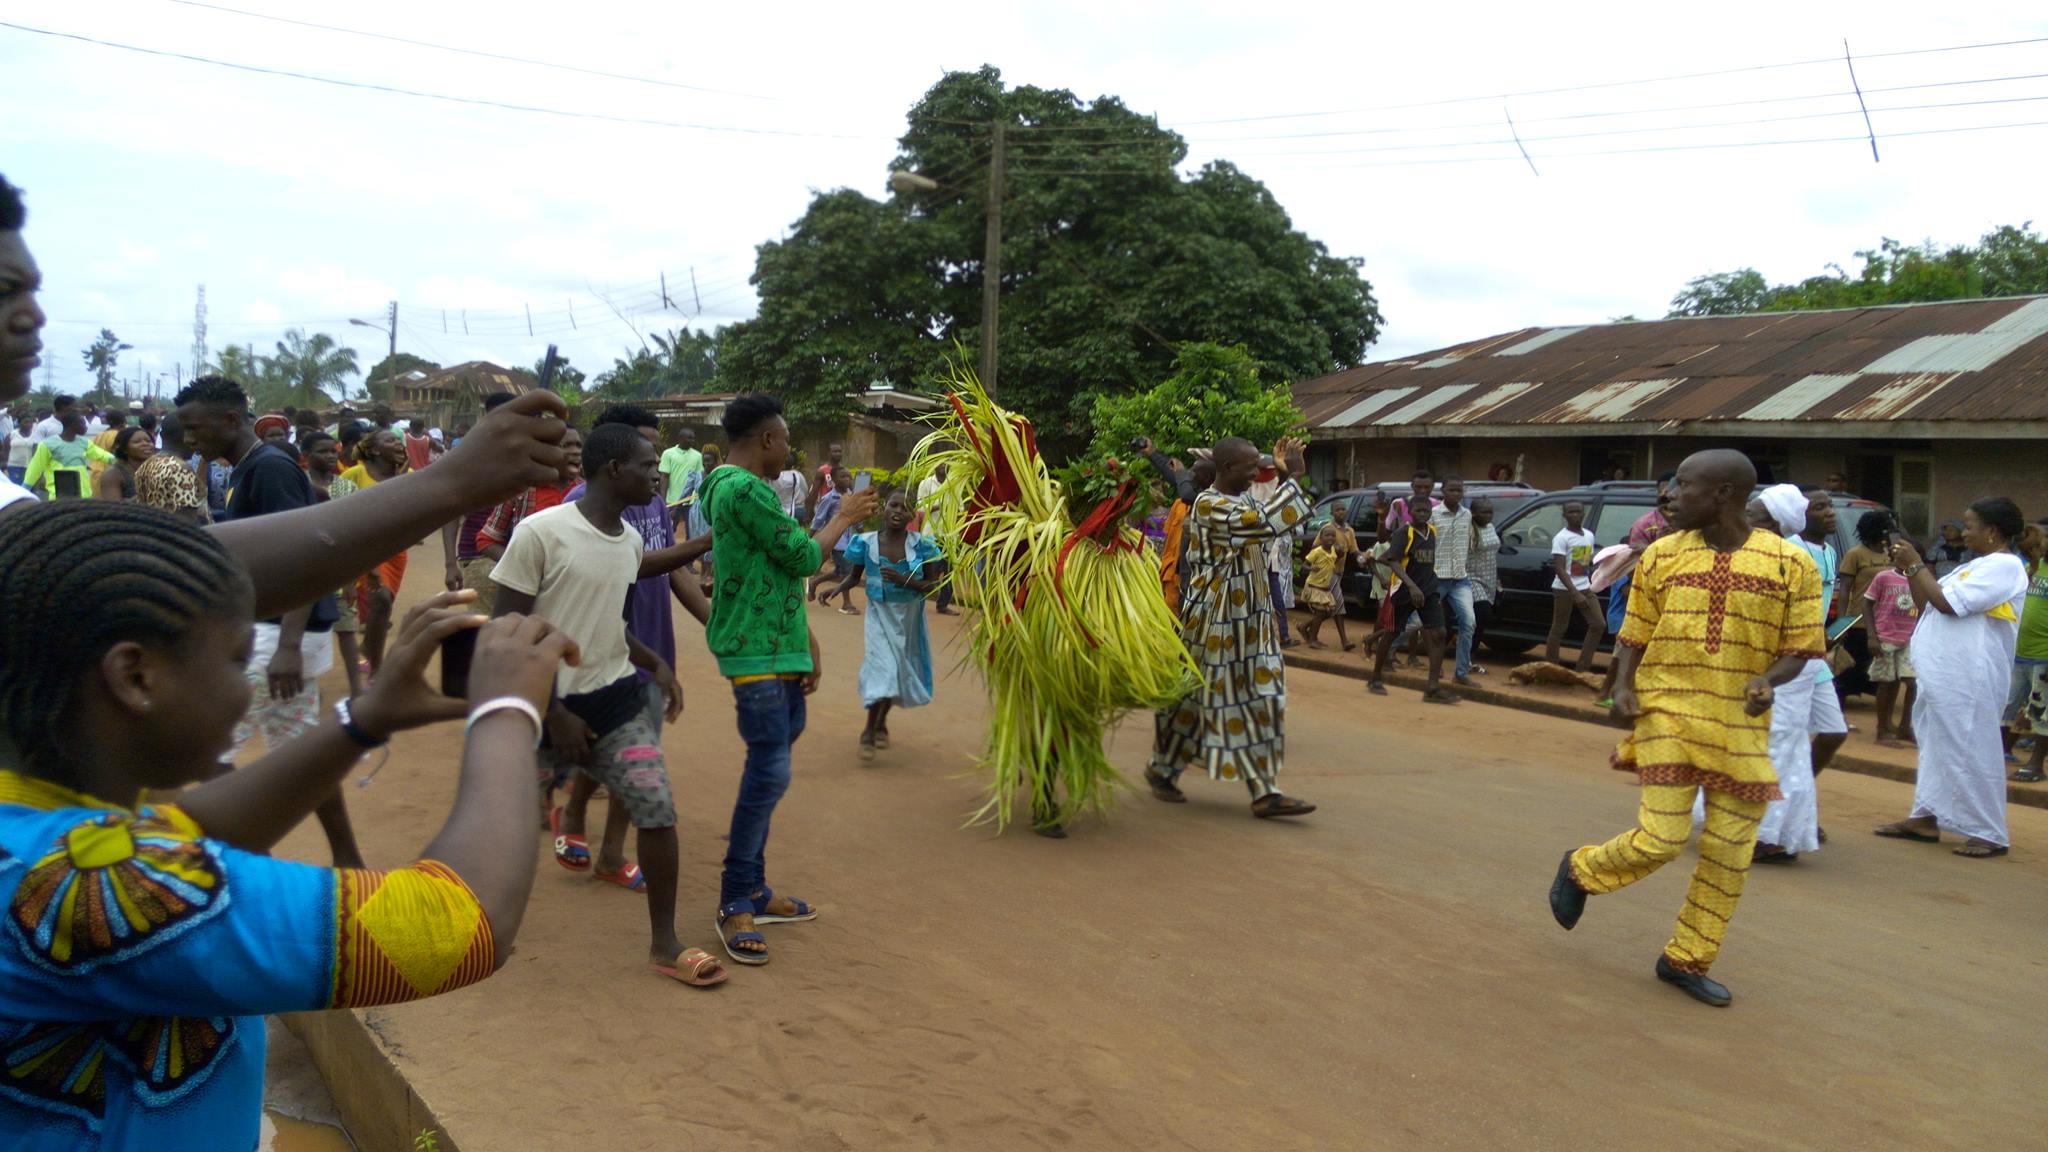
left=1549, top=850, right=1586, bottom=930
left=1655, top=955, right=1732, bottom=1007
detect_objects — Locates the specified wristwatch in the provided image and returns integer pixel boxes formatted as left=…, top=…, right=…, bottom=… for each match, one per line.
left=1902, top=563, right=1926, bottom=579
left=334, top=698, right=389, bottom=749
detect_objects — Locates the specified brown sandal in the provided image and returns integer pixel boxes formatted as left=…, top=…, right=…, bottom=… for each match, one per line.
left=650, top=947, right=728, bottom=987
left=1253, top=795, right=1317, bottom=819
left=1952, top=839, right=2009, bottom=858
left=1144, top=769, right=1186, bottom=803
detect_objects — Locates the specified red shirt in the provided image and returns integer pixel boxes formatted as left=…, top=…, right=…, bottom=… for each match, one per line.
left=477, top=483, right=570, bottom=550
left=404, top=433, right=434, bottom=473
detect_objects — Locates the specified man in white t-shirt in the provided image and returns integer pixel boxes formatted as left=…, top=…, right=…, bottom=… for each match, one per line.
left=29, top=395, right=68, bottom=444
left=490, top=423, right=724, bottom=988
left=773, top=464, right=809, bottom=521
left=1543, top=499, right=1604, bottom=672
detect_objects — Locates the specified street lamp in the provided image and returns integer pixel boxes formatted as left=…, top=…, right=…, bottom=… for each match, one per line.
left=351, top=301, right=398, bottom=405
left=888, top=123, right=1006, bottom=395
left=888, top=169, right=938, bottom=195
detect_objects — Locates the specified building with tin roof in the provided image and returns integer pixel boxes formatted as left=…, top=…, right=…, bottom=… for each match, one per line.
left=1293, top=295, right=2048, bottom=537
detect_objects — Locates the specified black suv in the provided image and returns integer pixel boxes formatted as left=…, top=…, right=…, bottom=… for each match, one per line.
left=1481, top=481, right=1891, bottom=658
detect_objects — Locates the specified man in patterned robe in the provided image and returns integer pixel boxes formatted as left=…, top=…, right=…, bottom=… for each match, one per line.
left=1146, top=436, right=1317, bottom=819
left=1549, top=449, right=1824, bottom=1008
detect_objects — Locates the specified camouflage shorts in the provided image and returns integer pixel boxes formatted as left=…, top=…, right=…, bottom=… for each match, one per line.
left=538, top=683, right=674, bottom=828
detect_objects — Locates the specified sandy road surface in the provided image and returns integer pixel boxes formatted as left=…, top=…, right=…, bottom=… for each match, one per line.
left=277, top=537, right=2048, bottom=1151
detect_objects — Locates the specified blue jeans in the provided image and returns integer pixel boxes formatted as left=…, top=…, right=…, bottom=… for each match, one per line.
left=722, top=677, right=807, bottom=906
left=1267, top=570, right=1293, bottom=642
left=1442, top=577, right=1477, bottom=678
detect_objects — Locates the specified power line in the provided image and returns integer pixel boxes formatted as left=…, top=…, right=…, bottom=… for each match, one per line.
left=1222, top=91, right=2048, bottom=159
left=0, top=21, right=883, bottom=139
left=162, top=0, right=781, bottom=101
left=1183, top=70, right=2048, bottom=143
left=1263, top=115, right=2048, bottom=171
left=1002, top=114, right=2048, bottom=177
left=1166, top=34, right=2048, bottom=126
left=909, top=62, right=2048, bottom=161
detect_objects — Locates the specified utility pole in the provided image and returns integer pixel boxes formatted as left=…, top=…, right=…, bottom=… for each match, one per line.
left=979, top=120, right=1005, bottom=395
left=191, top=284, right=207, bottom=378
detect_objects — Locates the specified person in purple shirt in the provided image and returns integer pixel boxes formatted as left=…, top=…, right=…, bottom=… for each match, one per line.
left=554, top=405, right=711, bottom=877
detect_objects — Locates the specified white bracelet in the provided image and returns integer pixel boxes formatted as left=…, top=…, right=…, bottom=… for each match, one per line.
left=465, top=696, right=543, bottom=747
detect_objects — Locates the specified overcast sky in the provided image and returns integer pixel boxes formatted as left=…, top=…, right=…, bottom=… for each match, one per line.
left=7, top=0, right=2047, bottom=400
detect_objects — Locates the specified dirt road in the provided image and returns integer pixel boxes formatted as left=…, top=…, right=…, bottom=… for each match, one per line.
left=279, top=538, right=2048, bottom=1151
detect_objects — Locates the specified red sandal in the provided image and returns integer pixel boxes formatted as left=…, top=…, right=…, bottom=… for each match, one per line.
left=595, top=862, right=646, bottom=892
left=548, top=806, right=591, bottom=872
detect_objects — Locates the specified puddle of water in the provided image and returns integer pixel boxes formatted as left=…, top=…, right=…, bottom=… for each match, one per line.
left=261, top=1109, right=355, bottom=1152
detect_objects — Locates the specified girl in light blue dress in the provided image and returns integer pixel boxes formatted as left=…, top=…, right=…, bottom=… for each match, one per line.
left=824, top=490, right=945, bottom=760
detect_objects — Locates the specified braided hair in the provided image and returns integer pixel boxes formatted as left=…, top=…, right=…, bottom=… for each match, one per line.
left=0, top=502, right=250, bottom=772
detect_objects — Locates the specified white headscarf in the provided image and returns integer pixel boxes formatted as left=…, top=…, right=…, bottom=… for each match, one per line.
left=1757, top=483, right=1807, bottom=536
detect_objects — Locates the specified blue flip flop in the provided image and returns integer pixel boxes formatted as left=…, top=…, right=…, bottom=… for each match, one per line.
left=716, top=900, right=770, bottom=966
left=750, top=886, right=819, bottom=926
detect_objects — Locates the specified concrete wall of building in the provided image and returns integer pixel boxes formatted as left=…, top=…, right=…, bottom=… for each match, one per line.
left=1936, top=440, right=2048, bottom=526
left=1314, top=435, right=2048, bottom=529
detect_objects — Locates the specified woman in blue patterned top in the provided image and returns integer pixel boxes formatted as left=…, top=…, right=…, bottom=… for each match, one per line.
left=0, top=501, right=576, bottom=1150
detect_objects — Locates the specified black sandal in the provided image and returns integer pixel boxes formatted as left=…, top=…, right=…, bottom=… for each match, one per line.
left=1144, top=769, right=1186, bottom=803
left=2008, top=769, right=2045, bottom=783
left=1253, top=795, right=1317, bottom=819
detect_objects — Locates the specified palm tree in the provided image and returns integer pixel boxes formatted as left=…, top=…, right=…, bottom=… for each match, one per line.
left=209, top=344, right=266, bottom=385
left=268, top=330, right=360, bottom=408
left=81, top=328, right=132, bottom=404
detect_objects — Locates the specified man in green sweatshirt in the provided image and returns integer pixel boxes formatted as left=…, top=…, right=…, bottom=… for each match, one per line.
left=702, top=392, right=876, bottom=966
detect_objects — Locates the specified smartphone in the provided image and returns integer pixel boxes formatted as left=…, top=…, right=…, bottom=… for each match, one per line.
left=536, top=344, right=559, bottom=392
left=440, top=627, right=478, bottom=699
left=1887, top=530, right=1906, bottom=551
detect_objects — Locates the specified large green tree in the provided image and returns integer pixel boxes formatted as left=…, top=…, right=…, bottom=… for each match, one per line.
left=364, top=352, right=441, bottom=402
left=1088, top=342, right=1304, bottom=462
left=718, top=66, right=1381, bottom=448
left=1668, top=223, right=2048, bottom=317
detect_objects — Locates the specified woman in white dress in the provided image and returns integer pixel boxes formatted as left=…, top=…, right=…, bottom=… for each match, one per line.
left=1874, top=497, right=2028, bottom=858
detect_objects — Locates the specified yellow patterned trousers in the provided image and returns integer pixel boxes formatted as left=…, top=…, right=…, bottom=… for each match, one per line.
left=1569, top=784, right=1765, bottom=974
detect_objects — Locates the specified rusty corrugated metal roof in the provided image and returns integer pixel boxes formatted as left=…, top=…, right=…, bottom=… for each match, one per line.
left=393, top=361, right=535, bottom=398
left=1300, top=296, right=2048, bottom=431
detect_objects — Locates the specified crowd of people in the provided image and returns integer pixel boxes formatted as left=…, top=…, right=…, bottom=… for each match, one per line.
left=0, top=164, right=2040, bottom=1148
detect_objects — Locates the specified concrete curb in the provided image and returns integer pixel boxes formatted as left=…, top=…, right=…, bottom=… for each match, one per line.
left=1282, top=646, right=2048, bottom=813
left=281, top=1008, right=459, bottom=1152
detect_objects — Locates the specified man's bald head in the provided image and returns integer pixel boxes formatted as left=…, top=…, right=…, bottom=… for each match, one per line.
left=1669, top=448, right=1759, bottom=534
left=1688, top=448, right=1756, bottom=491
left=1212, top=436, right=1260, bottom=496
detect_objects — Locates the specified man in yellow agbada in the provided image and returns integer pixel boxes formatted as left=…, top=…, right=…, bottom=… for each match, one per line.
left=1549, top=449, right=1824, bottom=1007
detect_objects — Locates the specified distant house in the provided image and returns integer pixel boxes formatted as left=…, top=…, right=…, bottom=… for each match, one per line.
left=644, top=384, right=943, bottom=475
left=1292, top=296, right=2048, bottom=539
left=389, top=361, right=534, bottom=430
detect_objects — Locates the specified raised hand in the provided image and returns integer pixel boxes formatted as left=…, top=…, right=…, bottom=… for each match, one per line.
left=839, top=488, right=880, bottom=524
left=350, top=590, right=489, bottom=739
left=435, top=391, right=572, bottom=510
left=469, top=611, right=580, bottom=716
